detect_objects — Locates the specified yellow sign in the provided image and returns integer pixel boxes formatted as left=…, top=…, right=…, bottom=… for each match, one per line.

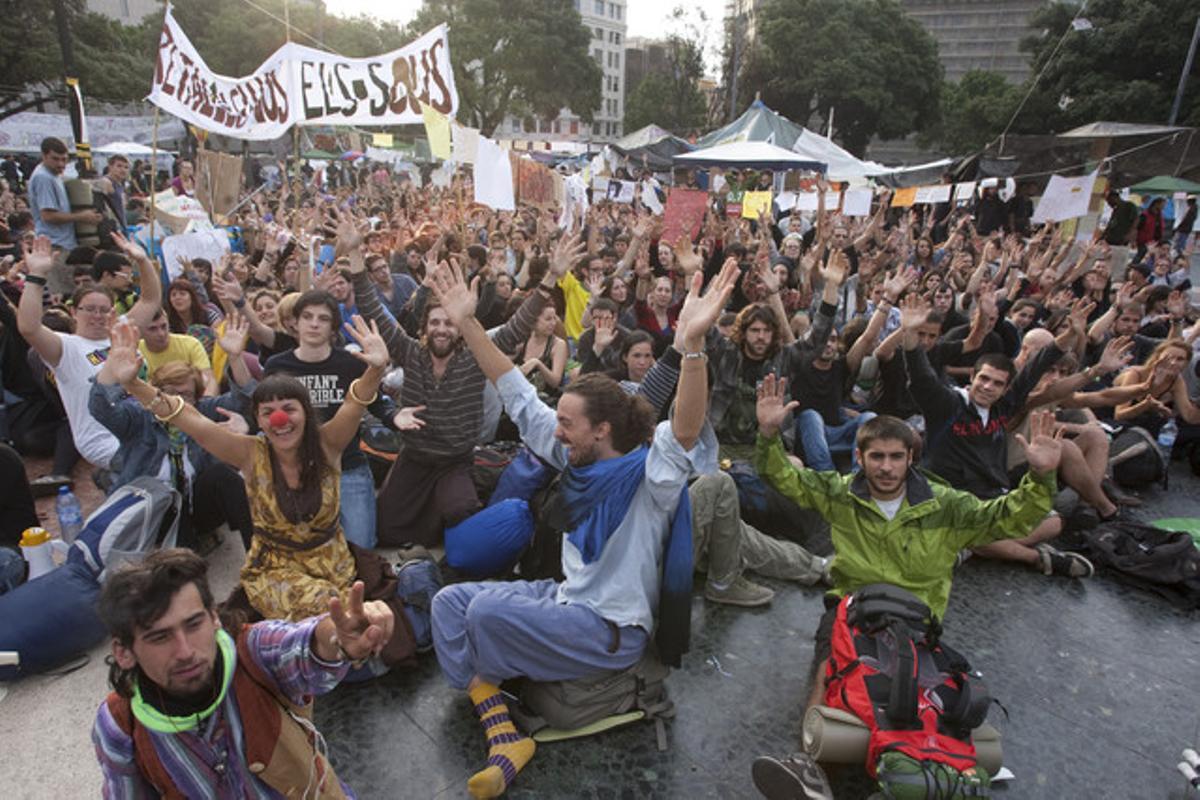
left=372, top=133, right=393, bottom=148
left=890, top=187, right=917, bottom=208
left=741, top=191, right=772, bottom=219
left=422, top=105, right=452, bottom=160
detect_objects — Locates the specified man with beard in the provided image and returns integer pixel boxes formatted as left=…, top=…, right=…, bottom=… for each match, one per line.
left=347, top=223, right=587, bottom=547
left=749, top=384, right=1064, bottom=800
left=92, top=549, right=393, bottom=797
left=426, top=256, right=738, bottom=799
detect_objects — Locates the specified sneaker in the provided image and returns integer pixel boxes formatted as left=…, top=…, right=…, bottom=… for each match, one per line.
left=752, top=754, right=834, bottom=800
left=393, top=543, right=433, bottom=568
left=705, top=576, right=775, bottom=607
left=1035, top=543, right=1095, bottom=578
left=29, top=474, right=72, bottom=498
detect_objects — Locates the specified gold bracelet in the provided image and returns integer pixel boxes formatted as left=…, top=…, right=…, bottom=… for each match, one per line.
left=346, top=378, right=378, bottom=406
left=154, top=394, right=186, bottom=423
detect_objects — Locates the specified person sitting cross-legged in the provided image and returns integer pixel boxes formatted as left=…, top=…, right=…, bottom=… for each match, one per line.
left=747, top=377, right=1065, bottom=799
left=427, top=257, right=739, bottom=798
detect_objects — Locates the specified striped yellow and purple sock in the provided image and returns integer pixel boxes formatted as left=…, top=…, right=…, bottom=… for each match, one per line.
left=466, top=682, right=536, bottom=798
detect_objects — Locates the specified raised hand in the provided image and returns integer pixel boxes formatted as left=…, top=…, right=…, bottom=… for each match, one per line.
left=428, top=259, right=478, bottom=325
left=673, top=236, right=704, bottom=274
left=23, top=235, right=53, bottom=277
left=328, top=581, right=394, bottom=662
left=218, top=310, right=250, bottom=357
left=756, top=373, right=799, bottom=440
left=393, top=405, right=426, bottom=431
left=899, top=292, right=931, bottom=331
left=548, top=232, right=587, bottom=284
left=585, top=271, right=605, bottom=297
left=1167, top=289, right=1187, bottom=320
left=333, top=207, right=365, bottom=258
left=756, top=258, right=782, bottom=295
left=882, top=266, right=918, bottom=302
left=818, top=250, right=848, bottom=289
left=593, top=315, right=616, bottom=352
left=211, top=271, right=245, bottom=304
left=1015, top=410, right=1064, bottom=477
left=110, top=231, right=148, bottom=262
left=1097, top=335, right=1134, bottom=374
left=675, top=256, right=739, bottom=349
left=104, top=319, right=144, bottom=387
left=343, top=315, right=389, bottom=369
left=214, top=406, right=249, bottom=434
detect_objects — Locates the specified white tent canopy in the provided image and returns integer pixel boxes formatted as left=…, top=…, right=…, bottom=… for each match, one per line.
left=93, top=141, right=160, bottom=156
left=791, top=130, right=889, bottom=181
left=674, top=141, right=826, bottom=172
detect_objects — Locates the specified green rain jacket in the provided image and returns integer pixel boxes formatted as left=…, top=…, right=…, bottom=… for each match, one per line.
left=755, top=433, right=1055, bottom=618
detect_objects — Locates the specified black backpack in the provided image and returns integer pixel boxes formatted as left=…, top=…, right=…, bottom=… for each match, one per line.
left=1082, top=521, right=1200, bottom=610
left=1108, top=427, right=1167, bottom=490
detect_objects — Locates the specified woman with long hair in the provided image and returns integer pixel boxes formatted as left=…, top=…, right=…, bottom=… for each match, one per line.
left=513, top=304, right=568, bottom=396
left=166, top=278, right=222, bottom=354
left=1114, top=338, right=1200, bottom=436
left=103, top=313, right=419, bottom=622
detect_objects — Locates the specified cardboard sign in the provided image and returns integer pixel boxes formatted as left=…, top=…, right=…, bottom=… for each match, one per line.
left=662, top=188, right=708, bottom=244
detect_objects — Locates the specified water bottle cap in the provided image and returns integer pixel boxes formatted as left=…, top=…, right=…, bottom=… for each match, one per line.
left=57, top=485, right=71, bottom=496
left=20, top=527, right=50, bottom=547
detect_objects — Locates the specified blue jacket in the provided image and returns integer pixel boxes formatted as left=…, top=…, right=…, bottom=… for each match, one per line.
left=88, top=379, right=255, bottom=494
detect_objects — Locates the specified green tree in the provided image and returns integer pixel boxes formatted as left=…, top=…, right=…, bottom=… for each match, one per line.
left=925, top=70, right=1025, bottom=154
left=1019, top=0, right=1200, bottom=130
left=408, top=0, right=602, bottom=137
left=624, top=37, right=707, bottom=135
left=738, top=0, right=942, bottom=155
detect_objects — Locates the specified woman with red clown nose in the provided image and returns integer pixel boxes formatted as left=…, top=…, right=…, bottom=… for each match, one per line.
left=104, top=314, right=427, bottom=637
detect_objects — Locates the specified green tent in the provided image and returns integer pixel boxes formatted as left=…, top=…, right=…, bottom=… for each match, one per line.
left=698, top=99, right=807, bottom=149
left=1128, top=175, right=1200, bottom=195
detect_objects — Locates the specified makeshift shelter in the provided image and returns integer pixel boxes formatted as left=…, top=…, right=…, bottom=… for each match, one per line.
left=791, top=129, right=889, bottom=181
left=697, top=99, right=806, bottom=149
left=673, top=140, right=825, bottom=172
left=610, top=124, right=693, bottom=172
left=1129, top=175, right=1200, bottom=195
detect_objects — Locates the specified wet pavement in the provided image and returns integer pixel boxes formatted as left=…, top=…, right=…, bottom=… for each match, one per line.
left=314, top=461, right=1200, bottom=800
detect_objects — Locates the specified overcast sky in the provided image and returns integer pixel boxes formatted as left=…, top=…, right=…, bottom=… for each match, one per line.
left=328, top=0, right=728, bottom=76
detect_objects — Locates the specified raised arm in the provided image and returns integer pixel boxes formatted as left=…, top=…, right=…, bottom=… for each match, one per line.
left=110, top=232, right=162, bottom=331
left=109, top=320, right=257, bottom=470
left=671, top=258, right=739, bottom=450
left=318, top=315, right=391, bottom=457
left=15, top=236, right=64, bottom=366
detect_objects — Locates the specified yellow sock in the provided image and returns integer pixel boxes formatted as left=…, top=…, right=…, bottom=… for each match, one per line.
left=466, top=682, right=536, bottom=799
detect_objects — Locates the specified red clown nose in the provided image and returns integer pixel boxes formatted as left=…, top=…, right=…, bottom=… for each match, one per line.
left=268, top=409, right=290, bottom=429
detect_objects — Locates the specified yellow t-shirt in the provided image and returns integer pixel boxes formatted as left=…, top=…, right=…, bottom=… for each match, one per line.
left=558, top=271, right=591, bottom=341
left=139, top=333, right=212, bottom=379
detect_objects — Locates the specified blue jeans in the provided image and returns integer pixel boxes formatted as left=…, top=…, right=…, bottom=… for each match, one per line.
left=795, top=408, right=877, bottom=471
left=339, top=462, right=377, bottom=549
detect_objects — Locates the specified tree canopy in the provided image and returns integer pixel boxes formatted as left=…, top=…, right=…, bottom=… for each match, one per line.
left=924, top=70, right=1027, bottom=154
left=1019, top=0, right=1200, bottom=130
left=738, top=0, right=942, bottom=155
left=407, top=0, right=602, bottom=137
left=624, top=37, right=707, bottom=137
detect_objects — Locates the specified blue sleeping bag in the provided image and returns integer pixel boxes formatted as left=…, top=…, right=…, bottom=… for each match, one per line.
left=444, top=498, right=535, bottom=579
left=0, top=477, right=180, bottom=680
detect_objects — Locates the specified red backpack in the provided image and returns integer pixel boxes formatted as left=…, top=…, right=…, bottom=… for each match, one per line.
left=824, top=584, right=993, bottom=786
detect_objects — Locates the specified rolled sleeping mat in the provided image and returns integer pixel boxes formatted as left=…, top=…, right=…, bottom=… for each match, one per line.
left=65, top=178, right=99, bottom=246
left=801, top=706, right=1004, bottom=776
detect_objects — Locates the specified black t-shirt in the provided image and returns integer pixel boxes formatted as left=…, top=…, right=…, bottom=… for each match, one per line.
left=792, top=358, right=846, bottom=426
left=263, top=348, right=395, bottom=471
left=256, top=331, right=298, bottom=368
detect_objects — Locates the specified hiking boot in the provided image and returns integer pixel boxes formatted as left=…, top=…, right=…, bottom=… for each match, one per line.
left=394, top=543, right=432, bottom=567
left=1035, top=543, right=1095, bottom=578
left=752, top=753, right=834, bottom=800
left=705, top=576, right=775, bottom=607
left=1101, top=478, right=1142, bottom=508
left=29, top=474, right=72, bottom=498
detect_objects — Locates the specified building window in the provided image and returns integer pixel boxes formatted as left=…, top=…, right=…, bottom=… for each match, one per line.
left=570, top=120, right=579, bottom=135
left=613, top=52, right=619, bottom=69
left=615, top=32, right=621, bottom=45
left=594, top=0, right=604, bottom=13
left=594, top=48, right=602, bottom=63
left=609, top=3, right=615, bottom=18
left=595, top=27, right=602, bottom=39
left=615, top=4, right=622, bottom=20
left=554, top=120, right=561, bottom=134
left=613, top=78, right=619, bottom=94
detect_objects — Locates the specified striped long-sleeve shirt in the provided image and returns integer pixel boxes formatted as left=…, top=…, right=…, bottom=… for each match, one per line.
left=351, top=268, right=547, bottom=460
left=92, top=617, right=350, bottom=799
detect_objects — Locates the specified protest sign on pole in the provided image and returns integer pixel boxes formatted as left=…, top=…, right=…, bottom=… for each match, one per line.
left=1031, top=171, right=1099, bottom=224
left=195, top=149, right=244, bottom=220
left=842, top=189, right=874, bottom=217
left=422, top=105, right=452, bottom=160
left=474, top=137, right=515, bottom=211
left=149, top=4, right=458, bottom=140
left=741, top=191, right=772, bottom=220
left=661, top=188, right=708, bottom=245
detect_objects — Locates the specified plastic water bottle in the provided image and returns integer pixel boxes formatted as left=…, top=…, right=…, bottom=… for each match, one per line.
left=1157, top=417, right=1178, bottom=459
left=55, top=486, right=84, bottom=543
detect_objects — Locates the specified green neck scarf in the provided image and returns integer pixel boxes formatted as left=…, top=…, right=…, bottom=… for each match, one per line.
left=130, top=628, right=235, bottom=733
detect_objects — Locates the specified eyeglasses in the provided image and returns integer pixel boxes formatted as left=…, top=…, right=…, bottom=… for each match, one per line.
left=76, top=305, right=112, bottom=315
